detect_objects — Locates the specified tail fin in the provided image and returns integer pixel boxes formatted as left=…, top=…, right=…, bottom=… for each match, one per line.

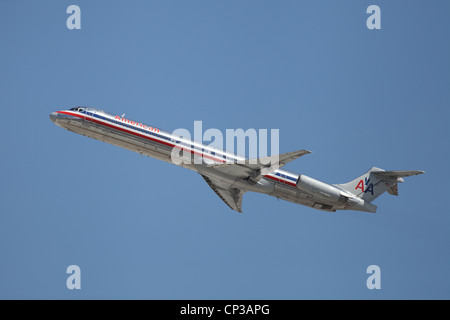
left=336, top=167, right=425, bottom=203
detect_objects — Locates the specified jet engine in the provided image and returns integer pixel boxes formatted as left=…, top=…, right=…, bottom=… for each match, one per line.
left=297, top=174, right=349, bottom=204
left=243, top=177, right=275, bottom=194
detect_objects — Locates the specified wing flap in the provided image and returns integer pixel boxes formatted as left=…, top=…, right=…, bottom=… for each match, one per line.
left=201, top=174, right=245, bottom=213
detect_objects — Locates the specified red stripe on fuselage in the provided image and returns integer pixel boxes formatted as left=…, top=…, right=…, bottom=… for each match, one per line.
left=56, top=111, right=297, bottom=188
left=56, top=111, right=225, bottom=163
left=264, top=175, right=297, bottom=187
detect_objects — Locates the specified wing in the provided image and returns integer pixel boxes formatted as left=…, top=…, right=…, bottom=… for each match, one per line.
left=199, top=149, right=310, bottom=212
left=207, top=149, right=311, bottom=181
left=201, top=174, right=245, bottom=213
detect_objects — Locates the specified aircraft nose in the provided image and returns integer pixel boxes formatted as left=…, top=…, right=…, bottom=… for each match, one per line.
left=49, top=112, right=58, bottom=123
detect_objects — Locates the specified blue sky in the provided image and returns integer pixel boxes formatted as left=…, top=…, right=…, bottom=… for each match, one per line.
left=0, top=0, right=449, bottom=299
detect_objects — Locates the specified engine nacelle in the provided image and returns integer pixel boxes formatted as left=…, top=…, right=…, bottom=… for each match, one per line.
left=233, top=176, right=275, bottom=194
left=297, top=174, right=344, bottom=203
left=245, top=177, right=275, bottom=194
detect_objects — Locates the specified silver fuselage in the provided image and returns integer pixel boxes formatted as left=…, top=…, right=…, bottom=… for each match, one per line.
left=50, top=107, right=364, bottom=212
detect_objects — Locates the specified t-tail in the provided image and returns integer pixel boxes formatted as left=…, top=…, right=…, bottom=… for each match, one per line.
left=335, top=167, right=425, bottom=213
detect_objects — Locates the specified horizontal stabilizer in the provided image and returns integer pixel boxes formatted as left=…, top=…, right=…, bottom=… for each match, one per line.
left=336, top=167, right=425, bottom=203
left=373, top=170, right=425, bottom=180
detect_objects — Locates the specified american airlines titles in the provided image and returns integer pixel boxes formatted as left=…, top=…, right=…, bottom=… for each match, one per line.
left=114, top=115, right=160, bottom=133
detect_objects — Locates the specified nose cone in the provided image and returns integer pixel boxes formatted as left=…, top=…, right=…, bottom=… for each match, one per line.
left=49, top=112, right=58, bottom=123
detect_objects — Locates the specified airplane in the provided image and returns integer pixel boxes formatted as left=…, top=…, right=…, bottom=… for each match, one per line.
left=50, top=107, right=424, bottom=213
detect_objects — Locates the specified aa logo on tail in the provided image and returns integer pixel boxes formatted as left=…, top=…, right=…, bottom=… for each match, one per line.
left=355, top=177, right=374, bottom=195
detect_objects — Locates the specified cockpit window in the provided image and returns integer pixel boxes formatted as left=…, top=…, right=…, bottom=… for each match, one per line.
left=69, top=107, right=85, bottom=112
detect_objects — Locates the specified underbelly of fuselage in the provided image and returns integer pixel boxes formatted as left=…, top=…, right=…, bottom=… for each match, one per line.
left=59, top=118, right=195, bottom=169
left=57, top=118, right=343, bottom=212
